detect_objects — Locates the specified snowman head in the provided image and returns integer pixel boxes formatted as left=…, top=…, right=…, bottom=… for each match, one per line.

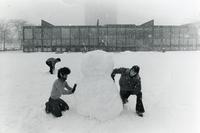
left=81, top=50, right=114, bottom=77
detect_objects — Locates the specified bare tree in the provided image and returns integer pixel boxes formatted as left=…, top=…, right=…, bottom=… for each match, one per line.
left=9, top=19, right=30, bottom=49
left=0, top=19, right=31, bottom=50
left=0, top=20, right=12, bottom=51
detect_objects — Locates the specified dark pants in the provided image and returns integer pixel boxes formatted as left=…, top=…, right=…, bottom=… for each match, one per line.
left=46, top=61, right=54, bottom=74
left=45, top=97, right=69, bottom=117
left=120, top=91, right=145, bottom=113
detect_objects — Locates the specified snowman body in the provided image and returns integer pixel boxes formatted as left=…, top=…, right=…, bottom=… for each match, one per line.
left=75, top=50, right=123, bottom=121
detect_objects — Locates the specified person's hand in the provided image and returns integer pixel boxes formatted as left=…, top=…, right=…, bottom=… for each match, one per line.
left=111, top=74, right=115, bottom=81
left=71, top=84, right=77, bottom=93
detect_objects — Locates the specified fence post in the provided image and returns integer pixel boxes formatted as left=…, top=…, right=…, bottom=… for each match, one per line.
left=60, top=27, right=62, bottom=51
left=152, top=26, right=154, bottom=51
left=161, top=26, right=163, bottom=51
left=3, top=31, right=6, bottom=51
left=32, top=27, right=35, bottom=52
left=88, top=26, right=90, bottom=47
left=97, top=25, right=99, bottom=49
left=142, top=27, right=144, bottom=50
left=187, top=27, right=189, bottom=49
left=22, top=27, right=25, bottom=51
left=50, top=27, right=52, bottom=51
left=78, top=27, right=80, bottom=48
left=69, top=26, right=71, bottom=51
left=178, top=27, right=181, bottom=50
left=134, top=27, right=136, bottom=51
left=41, top=26, right=44, bottom=52
left=116, top=26, right=117, bottom=50
left=125, top=26, right=127, bottom=49
left=107, top=25, right=108, bottom=50
left=170, top=26, right=172, bottom=51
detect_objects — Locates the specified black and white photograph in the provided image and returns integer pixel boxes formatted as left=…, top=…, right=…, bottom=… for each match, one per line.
left=0, top=0, right=200, bottom=133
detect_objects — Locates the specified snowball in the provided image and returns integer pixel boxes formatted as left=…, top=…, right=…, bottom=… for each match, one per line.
left=75, top=50, right=123, bottom=121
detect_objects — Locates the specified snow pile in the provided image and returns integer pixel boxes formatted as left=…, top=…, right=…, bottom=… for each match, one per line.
left=75, top=50, right=123, bottom=121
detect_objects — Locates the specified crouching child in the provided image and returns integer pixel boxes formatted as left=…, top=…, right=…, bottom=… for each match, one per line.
left=111, top=65, right=145, bottom=117
left=46, top=57, right=61, bottom=74
left=45, top=67, right=77, bottom=117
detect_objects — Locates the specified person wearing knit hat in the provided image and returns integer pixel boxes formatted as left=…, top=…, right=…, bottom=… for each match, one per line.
left=131, top=65, right=140, bottom=74
left=111, top=65, right=145, bottom=117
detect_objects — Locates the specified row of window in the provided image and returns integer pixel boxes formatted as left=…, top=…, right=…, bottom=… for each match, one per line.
left=24, top=27, right=198, bottom=40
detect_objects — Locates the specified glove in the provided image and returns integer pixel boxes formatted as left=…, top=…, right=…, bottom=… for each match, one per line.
left=71, top=84, right=77, bottom=93
left=111, top=73, right=115, bottom=81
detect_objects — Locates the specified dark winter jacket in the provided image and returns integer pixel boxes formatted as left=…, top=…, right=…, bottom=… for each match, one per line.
left=111, top=68, right=142, bottom=94
left=46, top=58, right=58, bottom=68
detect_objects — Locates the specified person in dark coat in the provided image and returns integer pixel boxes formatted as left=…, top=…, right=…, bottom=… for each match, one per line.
left=45, top=67, right=77, bottom=117
left=46, top=58, right=61, bottom=74
left=111, top=65, right=145, bottom=117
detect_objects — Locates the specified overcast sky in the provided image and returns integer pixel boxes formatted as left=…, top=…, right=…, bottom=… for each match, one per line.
left=0, top=0, right=200, bottom=25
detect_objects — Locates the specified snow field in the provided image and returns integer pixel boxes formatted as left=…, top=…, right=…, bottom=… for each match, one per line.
left=0, top=51, right=200, bottom=133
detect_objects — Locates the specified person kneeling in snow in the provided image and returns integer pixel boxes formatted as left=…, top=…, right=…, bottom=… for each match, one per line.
left=45, top=67, right=77, bottom=117
left=111, top=65, right=145, bottom=117
left=46, top=57, right=61, bottom=74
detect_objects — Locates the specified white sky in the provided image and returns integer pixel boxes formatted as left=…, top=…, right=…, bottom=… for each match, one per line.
left=0, top=0, right=200, bottom=25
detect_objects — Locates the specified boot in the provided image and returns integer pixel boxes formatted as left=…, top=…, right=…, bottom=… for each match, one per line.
left=45, top=102, right=51, bottom=113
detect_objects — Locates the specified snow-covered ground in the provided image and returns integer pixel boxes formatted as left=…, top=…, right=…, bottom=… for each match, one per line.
left=0, top=50, right=200, bottom=133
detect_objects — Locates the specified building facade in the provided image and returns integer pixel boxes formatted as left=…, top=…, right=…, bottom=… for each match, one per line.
left=22, top=20, right=200, bottom=52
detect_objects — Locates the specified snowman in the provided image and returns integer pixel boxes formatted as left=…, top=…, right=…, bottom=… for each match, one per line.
left=75, top=50, right=123, bottom=121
